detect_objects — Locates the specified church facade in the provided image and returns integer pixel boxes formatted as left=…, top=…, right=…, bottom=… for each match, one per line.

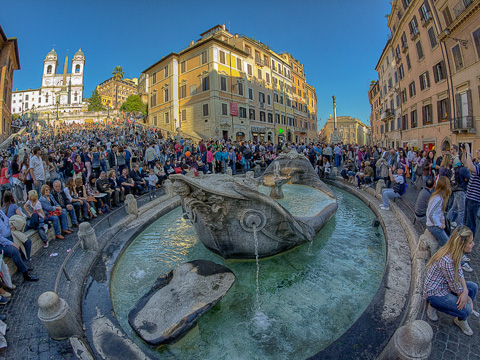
left=11, top=48, right=85, bottom=116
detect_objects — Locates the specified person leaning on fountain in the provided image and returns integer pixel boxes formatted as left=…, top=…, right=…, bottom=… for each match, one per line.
left=380, top=166, right=405, bottom=211
left=424, top=225, right=478, bottom=336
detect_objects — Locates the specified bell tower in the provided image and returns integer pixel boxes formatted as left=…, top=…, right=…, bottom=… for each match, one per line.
left=42, top=48, right=58, bottom=86
left=71, top=49, right=85, bottom=104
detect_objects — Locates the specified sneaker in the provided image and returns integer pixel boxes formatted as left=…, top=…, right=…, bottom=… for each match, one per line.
left=43, top=241, right=49, bottom=248
left=454, top=317, right=473, bottom=336
left=380, top=205, right=390, bottom=211
left=0, top=296, right=10, bottom=305
left=462, top=255, right=470, bottom=262
left=462, top=263, right=473, bottom=272
left=0, top=291, right=11, bottom=298
left=427, top=303, right=438, bottom=321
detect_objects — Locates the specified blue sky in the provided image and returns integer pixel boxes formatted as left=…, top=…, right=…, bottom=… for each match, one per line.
left=2, top=0, right=391, bottom=129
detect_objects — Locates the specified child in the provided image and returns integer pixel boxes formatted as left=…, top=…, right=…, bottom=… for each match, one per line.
left=23, top=190, right=49, bottom=247
left=147, top=168, right=158, bottom=200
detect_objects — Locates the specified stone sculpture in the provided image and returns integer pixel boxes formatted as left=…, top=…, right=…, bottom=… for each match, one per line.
left=170, top=150, right=337, bottom=259
left=128, top=260, right=235, bottom=346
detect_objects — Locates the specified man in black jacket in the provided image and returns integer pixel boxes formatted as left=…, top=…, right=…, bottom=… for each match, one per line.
left=129, top=164, right=146, bottom=194
left=52, top=180, right=79, bottom=227
left=107, top=145, right=118, bottom=172
left=96, top=171, right=116, bottom=208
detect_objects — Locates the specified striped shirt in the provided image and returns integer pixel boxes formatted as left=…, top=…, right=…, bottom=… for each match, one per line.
left=466, top=163, right=480, bottom=202
left=424, top=254, right=464, bottom=299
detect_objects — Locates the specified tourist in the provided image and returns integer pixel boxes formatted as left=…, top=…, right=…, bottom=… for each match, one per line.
left=147, top=168, right=158, bottom=200
left=358, top=161, right=374, bottom=187
left=96, top=171, right=116, bottom=208
left=0, top=160, right=11, bottom=206
left=29, top=146, right=46, bottom=195
left=411, top=151, right=419, bottom=186
left=86, top=176, right=105, bottom=215
left=376, top=152, right=390, bottom=187
left=72, top=154, right=85, bottom=181
left=414, top=178, right=435, bottom=226
left=380, top=166, right=405, bottom=211
left=424, top=225, right=477, bottom=336
left=108, top=169, right=124, bottom=205
left=52, top=180, right=79, bottom=227
left=64, top=177, right=89, bottom=222
left=422, top=151, right=435, bottom=188
left=130, top=164, right=147, bottom=194
left=439, top=154, right=453, bottom=178
left=462, top=144, right=480, bottom=238
left=22, top=190, right=49, bottom=247
left=84, top=146, right=92, bottom=180
left=74, top=177, right=95, bottom=219
left=39, top=185, right=72, bottom=240
left=447, top=161, right=470, bottom=227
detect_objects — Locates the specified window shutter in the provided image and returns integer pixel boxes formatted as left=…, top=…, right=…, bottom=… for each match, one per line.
left=422, top=105, right=426, bottom=124
left=408, top=21, right=413, bottom=34
left=446, top=98, right=451, bottom=121
left=437, top=101, right=442, bottom=123
left=425, top=1, right=431, bottom=12
left=455, top=93, right=462, bottom=118
left=466, top=89, right=472, bottom=116
left=426, top=72, right=430, bottom=87
left=441, top=60, right=447, bottom=79
left=433, top=65, right=438, bottom=83
left=418, top=7, right=424, bottom=21
left=419, top=75, right=424, bottom=90
left=402, top=0, right=407, bottom=10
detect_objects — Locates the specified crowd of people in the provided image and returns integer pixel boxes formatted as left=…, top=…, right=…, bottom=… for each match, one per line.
left=0, top=119, right=478, bottom=338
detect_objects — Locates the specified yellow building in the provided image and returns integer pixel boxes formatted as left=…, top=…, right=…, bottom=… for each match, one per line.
left=0, top=25, right=20, bottom=141
left=96, top=77, right=138, bottom=109
left=322, top=116, right=370, bottom=145
left=143, top=24, right=318, bottom=143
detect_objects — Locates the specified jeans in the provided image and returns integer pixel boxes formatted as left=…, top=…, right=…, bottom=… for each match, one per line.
left=45, top=209, right=69, bottom=234
left=427, top=225, right=449, bottom=247
left=382, top=188, right=401, bottom=207
left=65, top=206, right=78, bottom=225
left=465, top=198, right=480, bottom=238
left=334, top=154, right=341, bottom=167
left=33, top=179, right=45, bottom=195
left=411, top=170, right=417, bottom=184
left=1, top=243, right=28, bottom=273
left=447, top=191, right=466, bottom=226
left=229, top=162, right=236, bottom=175
left=422, top=175, right=429, bottom=188
left=427, top=281, right=478, bottom=321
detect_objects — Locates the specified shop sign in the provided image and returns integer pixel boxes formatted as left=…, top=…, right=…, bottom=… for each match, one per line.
left=251, top=126, right=266, bottom=133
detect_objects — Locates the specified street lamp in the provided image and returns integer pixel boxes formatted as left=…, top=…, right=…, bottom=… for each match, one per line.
left=56, top=93, right=60, bottom=123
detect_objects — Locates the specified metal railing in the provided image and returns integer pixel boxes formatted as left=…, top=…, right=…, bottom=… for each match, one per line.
left=452, top=115, right=475, bottom=130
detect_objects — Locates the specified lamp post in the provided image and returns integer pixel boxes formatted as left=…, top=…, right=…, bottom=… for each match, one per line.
left=56, top=93, right=60, bottom=123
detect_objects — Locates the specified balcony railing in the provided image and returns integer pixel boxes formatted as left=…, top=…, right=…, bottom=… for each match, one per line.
left=452, top=115, right=476, bottom=133
left=453, top=0, right=473, bottom=18
left=381, top=109, right=395, bottom=122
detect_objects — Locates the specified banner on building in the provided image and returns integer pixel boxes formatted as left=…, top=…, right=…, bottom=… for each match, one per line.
left=230, top=102, right=238, bottom=116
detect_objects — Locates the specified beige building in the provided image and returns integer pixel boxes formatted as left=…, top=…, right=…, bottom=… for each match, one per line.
left=322, top=116, right=370, bottom=145
left=0, top=25, right=20, bottom=140
left=371, top=0, right=480, bottom=152
left=96, top=77, right=138, bottom=109
left=142, top=25, right=318, bottom=143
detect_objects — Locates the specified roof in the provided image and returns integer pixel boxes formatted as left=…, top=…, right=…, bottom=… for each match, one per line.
left=74, top=48, right=84, bottom=57
left=199, top=25, right=227, bottom=36
left=375, top=38, right=391, bottom=71
left=0, top=25, right=20, bottom=70
left=47, top=48, right=58, bottom=58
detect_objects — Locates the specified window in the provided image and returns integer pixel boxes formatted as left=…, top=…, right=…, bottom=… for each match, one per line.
left=409, top=16, right=419, bottom=37
left=403, top=0, right=412, bottom=9
left=452, top=44, right=464, bottom=70
left=416, top=41, right=424, bottom=60
left=433, top=61, right=446, bottom=82
left=473, top=28, right=480, bottom=60
left=201, top=51, right=208, bottom=64
left=271, top=60, right=276, bottom=71
left=402, top=114, right=408, bottom=130
left=238, top=82, right=244, bottom=96
left=442, top=7, right=453, bottom=27
left=419, top=71, right=430, bottom=90
left=395, top=45, right=401, bottom=60
left=153, top=116, right=157, bottom=126
left=247, top=64, right=252, bottom=76
left=152, top=72, right=157, bottom=84
left=409, top=81, right=416, bottom=97
left=260, top=111, right=265, bottom=122
left=274, top=93, right=278, bottom=103
left=237, top=57, right=242, bottom=71
left=406, top=54, right=411, bottom=70
left=267, top=94, right=271, bottom=105
left=249, top=109, right=255, bottom=120
left=281, top=115, right=286, bottom=125
left=401, top=32, right=408, bottom=50
left=244, top=45, right=251, bottom=55
left=181, top=61, right=186, bottom=73
left=399, top=64, right=405, bottom=79
left=220, top=77, right=227, bottom=91
left=239, top=107, right=247, bottom=118
left=219, top=51, right=226, bottom=64
left=190, top=84, right=197, bottom=95
left=395, top=71, right=398, bottom=84
left=411, top=109, right=417, bottom=128
left=257, top=69, right=262, bottom=80
left=202, top=76, right=210, bottom=91
left=280, top=95, right=284, bottom=105
left=422, top=104, right=433, bottom=125
left=396, top=95, right=400, bottom=107
left=390, top=99, right=394, bottom=111
left=265, top=73, right=270, bottom=83
left=268, top=113, right=273, bottom=123
left=259, top=92, right=265, bottom=104
left=222, top=103, right=228, bottom=116
left=164, top=89, right=169, bottom=102
left=437, top=98, right=449, bottom=122
left=150, top=92, right=157, bottom=107
left=248, top=88, right=253, bottom=100
left=182, top=109, right=186, bottom=121
left=427, top=27, right=437, bottom=48
left=25, top=95, right=29, bottom=100
left=75, top=65, right=80, bottom=73
left=179, top=85, right=186, bottom=99
left=275, top=113, right=280, bottom=123
left=388, top=78, right=393, bottom=89
left=165, top=112, right=169, bottom=124
left=419, top=2, right=431, bottom=23
left=47, top=65, right=52, bottom=74
left=164, top=65, right=169, bottom=78
left=203, top=104, right=209, bottom=116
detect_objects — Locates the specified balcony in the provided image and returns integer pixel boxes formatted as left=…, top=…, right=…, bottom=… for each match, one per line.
left=255, top=57, right=264, bottom=67
left=421, top=12, right=433, bottom=27
left=452, top=115, right=476, bottom=133
left=410, top=28, right=420, bottom=41
left=381, top=109, right=395, bottom=122
left=453, top=0, right=473, bottom=18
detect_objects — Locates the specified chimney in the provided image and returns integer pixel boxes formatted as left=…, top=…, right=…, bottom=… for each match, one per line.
left=190, top=40, right=194, bottom=46
left=222, top=24, right=225, bottom=30
left=235, top=33, right=238, bottom=38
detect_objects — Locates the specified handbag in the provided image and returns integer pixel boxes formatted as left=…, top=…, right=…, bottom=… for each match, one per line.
left=48, top=209, right=62, bottom=217
left=18, top=171, right=26, bottom=183
left=86, top=195, right=97, bottom=203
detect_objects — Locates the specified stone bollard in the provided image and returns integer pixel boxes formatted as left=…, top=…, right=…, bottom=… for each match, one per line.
left=254, top=165, right=262, bottom=177
left=164, top=179, right=174, bottom=197
left=125, top=194, right=138, bottom=218
left=226, top=167, right=233, bottom=176
left=38, top=292, right=83, bottom=340
left=376, top=179, right=386, bottom=195
left=77, top=222, right=98, bottom=251
left=331, top=167, right=338, bottom=178
left=378, top=320, right=433, bottom=360
left=246, top=171, right=255, bottom=179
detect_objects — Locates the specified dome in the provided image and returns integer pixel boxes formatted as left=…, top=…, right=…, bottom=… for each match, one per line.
left=46, top=48, right=58, bottom=58
left=74, top=48, right=85, bottom=59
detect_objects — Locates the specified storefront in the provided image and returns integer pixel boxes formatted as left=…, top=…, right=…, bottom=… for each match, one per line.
left=250, top=125, right=266, bottom=142
left=236, top=132, right=245, bottom=142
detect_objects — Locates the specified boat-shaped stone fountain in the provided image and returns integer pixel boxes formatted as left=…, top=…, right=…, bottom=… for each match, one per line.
left=170, top=150, right=337, bottom=259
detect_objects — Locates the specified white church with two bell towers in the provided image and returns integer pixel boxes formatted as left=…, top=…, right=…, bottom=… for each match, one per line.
left=11, top=48, right=86, bottom=116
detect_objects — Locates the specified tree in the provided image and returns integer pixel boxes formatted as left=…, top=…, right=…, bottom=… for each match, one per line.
left=120, top=94, right=147, bottom=114
left=88, top=89, right=105, bottom=111
left=112, top=66, right=124, bottom=111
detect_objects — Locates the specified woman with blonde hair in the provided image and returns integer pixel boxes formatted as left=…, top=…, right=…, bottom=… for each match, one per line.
left=424, top=225, right=477, bottom=335
left=426, top=176, right=452, bottom=247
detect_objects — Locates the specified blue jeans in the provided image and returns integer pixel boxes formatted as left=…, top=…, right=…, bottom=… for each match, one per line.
left=465, top=198, right=480, bottom=238
left=427, top=225, right=449, bottom=247
left=229, top=162, right=236, bottom=175
left=447, top=191, right=466, bottom=226
left=427, top=281, right=478, bottom=321
left=334, top=154, right=341, bottom=167
left=66, top=206, right=78, bottom=225
left=382, top=188, right=400, bottom=207
left=0, top=243, right=29, bottom=273
left=45, top=209, right=69, bottom=235
left=33, top=180, right=45, bottom=196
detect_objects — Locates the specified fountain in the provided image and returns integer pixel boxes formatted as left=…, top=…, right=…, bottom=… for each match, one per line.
left=169, top=150, right=338, bottom=259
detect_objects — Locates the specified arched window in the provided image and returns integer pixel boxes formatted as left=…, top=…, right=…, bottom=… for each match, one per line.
left=47, top=65, right=52, bottom=74
left=75, top=65, right=80, bottom=73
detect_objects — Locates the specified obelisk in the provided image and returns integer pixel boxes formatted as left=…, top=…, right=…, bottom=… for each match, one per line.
left=330, top=95, right=341, bottom=144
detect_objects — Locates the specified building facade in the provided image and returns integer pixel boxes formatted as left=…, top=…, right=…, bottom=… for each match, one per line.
left=143, top=25, right=318, bottom=143
left=370, top=0, right=480, bottom=152
left=11, top=48, right=86, bottom=119
left=96, top=77, right=138, bottom=109
left=322, top=116, right=370, bottom=145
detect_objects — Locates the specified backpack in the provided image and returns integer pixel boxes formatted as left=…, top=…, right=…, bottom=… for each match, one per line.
left=393, top=181, right=407, bottom=195
left=450, top=166, right=461, bottom=191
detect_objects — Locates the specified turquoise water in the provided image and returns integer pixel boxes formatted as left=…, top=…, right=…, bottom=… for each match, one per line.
left=110, top=187, right=386, bottom=360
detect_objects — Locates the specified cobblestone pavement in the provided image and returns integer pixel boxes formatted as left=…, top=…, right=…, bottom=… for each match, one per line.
left=0, top=191, right=161, bottom=360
